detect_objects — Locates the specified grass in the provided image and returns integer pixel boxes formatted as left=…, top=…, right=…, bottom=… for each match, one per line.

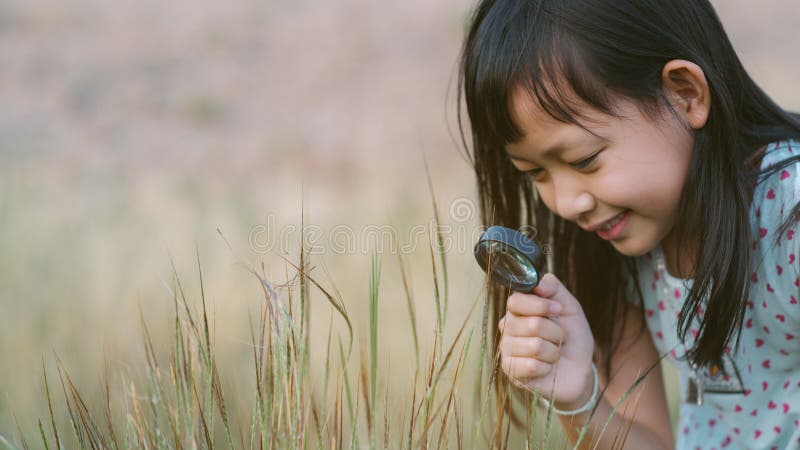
left=3, top=197, right=661, bottom=450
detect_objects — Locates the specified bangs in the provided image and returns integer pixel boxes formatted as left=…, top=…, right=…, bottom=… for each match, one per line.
left=462, top=0, right=618, bottom=148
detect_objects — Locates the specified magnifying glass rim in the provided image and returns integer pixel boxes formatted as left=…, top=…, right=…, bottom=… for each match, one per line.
left=475, top=240, right=539, bottom=291
left=474, top=226, right=541, bottom=292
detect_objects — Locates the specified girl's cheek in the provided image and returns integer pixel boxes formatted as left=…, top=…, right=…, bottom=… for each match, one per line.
left=537, top=186, right=559, bottom=217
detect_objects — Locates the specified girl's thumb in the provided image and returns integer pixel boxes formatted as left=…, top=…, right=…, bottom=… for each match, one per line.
left=533, top=274, right=584, bottom=317
left=532, top=273, right=581, bottom=311
left=531, top=273, right=562, bottom=299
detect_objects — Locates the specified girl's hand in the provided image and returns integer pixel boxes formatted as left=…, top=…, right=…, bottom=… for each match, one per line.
left=498, top=273, right=596, bottom=408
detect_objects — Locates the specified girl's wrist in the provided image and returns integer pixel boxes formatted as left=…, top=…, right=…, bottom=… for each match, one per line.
left=540, top=363, right=599, bottom=416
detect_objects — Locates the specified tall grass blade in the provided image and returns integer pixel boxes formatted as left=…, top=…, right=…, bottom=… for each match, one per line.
left=424, top=157, right=449, bottom=327
left=37, top=420, right=50, bottom=450
left=41, top=360, right=61, bottom=450
left=101, top=356, right=120, bottom=450
left=300, top=196, right=311, bottom=374
left=322, top=311, right=334, bottom=429
left=383, top=371, right=390, bottom=450
left=54, top=356, right=83, bottom=448
left=359, top=348, right=373, bottom=447
left=337, top=338, right=356, bottom=440
left=190, top=374, right=213, bottom=449
left=368, top=250, right=380, bottom=450
left=12, top=411, right=29, bottom=450
left=395, top=243, right=420, bottom=372
left=427, top=236, right=443, bottom=362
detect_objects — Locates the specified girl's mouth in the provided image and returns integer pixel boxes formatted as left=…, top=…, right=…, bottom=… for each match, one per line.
left=596, top=210, right=630, bottom=240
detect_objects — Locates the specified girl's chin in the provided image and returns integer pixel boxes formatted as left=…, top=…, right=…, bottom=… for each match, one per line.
left=613, top=245, right=650, bottom=258
left=610, top=235, right=660, bottom=258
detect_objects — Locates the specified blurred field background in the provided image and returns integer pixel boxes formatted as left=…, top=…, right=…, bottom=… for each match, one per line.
left=0, top=0, right=798, bottom=445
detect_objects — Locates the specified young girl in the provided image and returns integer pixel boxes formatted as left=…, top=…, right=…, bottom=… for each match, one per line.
left=458, top=1, right=800, bottom=449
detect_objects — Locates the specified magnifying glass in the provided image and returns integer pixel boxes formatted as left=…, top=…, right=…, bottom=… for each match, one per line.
left=474, top=226, right=543, bottom=293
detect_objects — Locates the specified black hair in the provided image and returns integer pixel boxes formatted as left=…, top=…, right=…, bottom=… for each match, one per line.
left=458, top=0, right=800, bottom=420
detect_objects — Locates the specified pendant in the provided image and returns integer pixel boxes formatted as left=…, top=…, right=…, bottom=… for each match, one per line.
left=686, top=364, right=704, bottom=405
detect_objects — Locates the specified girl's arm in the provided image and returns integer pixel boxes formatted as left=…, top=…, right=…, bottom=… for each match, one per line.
left=556, top=305, right=675, bottom=450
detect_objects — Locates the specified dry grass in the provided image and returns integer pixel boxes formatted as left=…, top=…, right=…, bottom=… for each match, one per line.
left=2, top=196, right=669, bottom=450
left=16, top=241, right=492, bottom=448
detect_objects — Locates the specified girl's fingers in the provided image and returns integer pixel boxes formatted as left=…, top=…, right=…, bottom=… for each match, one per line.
left=530, top=273, right=561, bottom=299
left=500, top=335, right=560, bottom=362
left=506, top=292, right=561, bottom=317
left=499, top=313, right=564, bottom=344
left=500, top=356, right=553, bottom=380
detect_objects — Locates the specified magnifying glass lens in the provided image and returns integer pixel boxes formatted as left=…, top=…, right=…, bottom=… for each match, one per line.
left=474, top=226, right=542, bottom=292
left=484, top=241, right=539, bottom=285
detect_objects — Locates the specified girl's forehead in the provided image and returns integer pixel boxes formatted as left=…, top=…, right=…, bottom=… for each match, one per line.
left=511, top=83, right=617, bottom=124
left=508, top=87, right=612, bottom=146
left=509, top=87, right=562, bottom=128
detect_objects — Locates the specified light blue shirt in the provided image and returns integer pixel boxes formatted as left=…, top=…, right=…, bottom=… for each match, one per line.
left=628, top=139, right=800, bottom=449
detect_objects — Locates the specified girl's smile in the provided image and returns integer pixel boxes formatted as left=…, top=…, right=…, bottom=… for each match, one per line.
left=593, top=209, right=630, bottom=240
left=505, top=88, right=695, bottom=258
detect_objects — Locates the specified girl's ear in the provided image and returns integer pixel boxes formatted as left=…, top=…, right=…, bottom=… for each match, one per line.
left=661, top=59, right=711, bottom=129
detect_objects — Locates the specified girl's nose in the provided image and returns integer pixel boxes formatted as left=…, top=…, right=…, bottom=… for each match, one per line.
left=554, top=187, right=596, bottom=222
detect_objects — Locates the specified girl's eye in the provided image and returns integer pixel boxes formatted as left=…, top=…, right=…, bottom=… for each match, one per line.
left=570, top=152, right=600, bottom=170
left=524, top=167, right=545, bottom=181
left=522, top=149, right=603, bottom=181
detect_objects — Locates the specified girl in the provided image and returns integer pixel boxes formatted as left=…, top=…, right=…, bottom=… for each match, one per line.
left=458, top=1, right=800, bottom=449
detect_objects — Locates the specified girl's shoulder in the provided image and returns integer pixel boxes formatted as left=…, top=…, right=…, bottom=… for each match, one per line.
left=753, top=139, right=800, bottom=216
left=751, top=139, right=800, bottom=283
left=758, top=139, right=800, bottom=169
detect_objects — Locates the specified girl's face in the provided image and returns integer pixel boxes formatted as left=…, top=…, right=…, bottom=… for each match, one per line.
left=505, top=90, right=694, bottom=257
